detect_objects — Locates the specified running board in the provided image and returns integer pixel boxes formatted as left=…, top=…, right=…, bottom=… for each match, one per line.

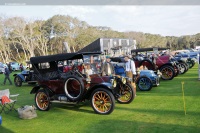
left=51, top=100, right=77, bottom=104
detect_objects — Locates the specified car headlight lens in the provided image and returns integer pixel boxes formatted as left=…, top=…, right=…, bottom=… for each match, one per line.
left=121, top=77, right=126, bottom=84
left=110, top=79, right=117, bottom=88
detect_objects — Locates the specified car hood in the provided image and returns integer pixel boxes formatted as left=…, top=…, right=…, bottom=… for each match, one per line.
left=90, top=75, right=112, bottom=84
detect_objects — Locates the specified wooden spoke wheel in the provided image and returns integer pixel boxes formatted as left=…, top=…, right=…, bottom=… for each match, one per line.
left=91, top=88, right=115, bottom=114
left=35, top=89, right=50, bottom=111
left=160, top=65, right=175, bottom=80
left=117, top=83, right=134, bottom=104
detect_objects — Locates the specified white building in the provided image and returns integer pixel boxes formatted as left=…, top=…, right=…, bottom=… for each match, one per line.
left=78, top=38, right=137, bottom=56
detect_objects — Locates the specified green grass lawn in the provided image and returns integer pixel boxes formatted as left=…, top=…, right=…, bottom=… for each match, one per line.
left=0, top=65, right=200, bottom=133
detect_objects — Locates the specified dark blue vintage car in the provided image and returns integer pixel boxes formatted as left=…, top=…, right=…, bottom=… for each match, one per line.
left=13, top=70, right=37, bottom=87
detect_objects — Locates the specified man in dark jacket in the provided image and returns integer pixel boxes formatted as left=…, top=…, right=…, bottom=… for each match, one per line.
left=3, top=66, right=12, bottom=85
left=7, top=63, right=12, bottom=73
left=101, top=56, right=115, bottom=76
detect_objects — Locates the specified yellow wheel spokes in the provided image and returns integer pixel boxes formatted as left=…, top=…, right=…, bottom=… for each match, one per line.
left=37, top=92, right=49, bottom=109
left=162, top=67, right=172, bottom=78
left=93, top=91, right=112, bottom=113
left=118, top=86, right=132, bottom=102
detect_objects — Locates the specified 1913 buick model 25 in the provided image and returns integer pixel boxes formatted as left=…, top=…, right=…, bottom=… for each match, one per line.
left=30, top=52, right=134, bottom=114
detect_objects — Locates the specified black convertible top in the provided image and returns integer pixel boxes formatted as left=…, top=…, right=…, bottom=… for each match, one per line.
left=110, top=57, right=125, bottom=63
left=131, top=47, right=169, bottom=53
left=30, top=52, right=102, bottom=64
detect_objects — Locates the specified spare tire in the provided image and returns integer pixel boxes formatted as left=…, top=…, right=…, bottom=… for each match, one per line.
left=64, top=75, right=84, bottom=101
left=139, top=60, right=154, bottom=70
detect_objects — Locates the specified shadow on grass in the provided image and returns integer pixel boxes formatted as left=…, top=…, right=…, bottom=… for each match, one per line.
left=83, top=119, right=200, bottom=133
left=0, top=126, right=15, bottom=133
left=49, top=101, right=94, bottom=114
left=115, top=106, right=200, bottom=117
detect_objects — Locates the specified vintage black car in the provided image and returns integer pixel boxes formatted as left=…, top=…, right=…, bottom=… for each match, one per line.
left=30, top=52, right=134, bottom=114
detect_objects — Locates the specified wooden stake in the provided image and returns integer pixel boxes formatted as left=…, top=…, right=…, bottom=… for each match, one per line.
left=181, top=82, right=186, bottom=115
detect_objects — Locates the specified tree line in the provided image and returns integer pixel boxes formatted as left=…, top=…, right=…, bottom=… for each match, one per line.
left=0, top=14, right=200, bottom=63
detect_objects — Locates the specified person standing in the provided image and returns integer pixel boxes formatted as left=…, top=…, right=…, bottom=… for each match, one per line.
left=7, top=63, right=12, bottom=73
left=101, top=56, right=115, bottom=76
left=20, top=63, right=24, bottom=71
left=124, top=56, right=137, bottom=96
left=2, top=66, right=12, bottom=85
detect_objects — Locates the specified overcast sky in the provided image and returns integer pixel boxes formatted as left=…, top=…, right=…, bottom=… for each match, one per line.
left=0, top=6, right=200, bottom=36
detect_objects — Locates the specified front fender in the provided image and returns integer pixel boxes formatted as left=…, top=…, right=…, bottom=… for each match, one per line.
left=136, top=75, right=149, bottom=84
left=159, top=63, right=173, bottom=69
left=14, top=74, right=25, bottom=82
left=84, top=82, right=114, bottom=99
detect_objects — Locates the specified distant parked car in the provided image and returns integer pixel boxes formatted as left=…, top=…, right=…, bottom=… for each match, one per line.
left=0, top=62, right=7, bottom=73
left=13, top=61, right=37, bottom=87
left=0, top=63, right=5, bottom=73
left=110, top=57, right=160, bottom=91
left=131, top=48, right=179, bottom=80
left=9, top=62, right=20, bottom=71
left=13, top=70, right=37, bottom=87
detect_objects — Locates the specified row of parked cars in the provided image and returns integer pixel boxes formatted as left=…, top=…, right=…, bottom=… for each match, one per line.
left=0, top=62, right=23, bottom=73
left=12, top=48, right=197, bottom=115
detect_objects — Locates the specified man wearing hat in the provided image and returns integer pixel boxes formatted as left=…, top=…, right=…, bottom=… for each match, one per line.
left=101, top=56, right=115, bottom=76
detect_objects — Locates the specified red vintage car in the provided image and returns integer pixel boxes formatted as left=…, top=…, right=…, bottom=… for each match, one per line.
left=131, top=48, right=179, bottom=80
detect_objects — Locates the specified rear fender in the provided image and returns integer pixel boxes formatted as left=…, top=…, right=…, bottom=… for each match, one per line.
left=30, top=85, right=54, bottom=96
left=136, top=75, right=149, bottom=84
left=30, top=86, right=40, bottom=94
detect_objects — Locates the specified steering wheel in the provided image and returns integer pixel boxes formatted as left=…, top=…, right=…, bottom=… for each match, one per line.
left=72, top=65, right=79, bottom=71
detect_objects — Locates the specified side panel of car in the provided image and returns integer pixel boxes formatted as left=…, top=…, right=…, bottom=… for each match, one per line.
left=156, top=55, right=170, bottom=68
left=38, top=80, right=65, bottom=94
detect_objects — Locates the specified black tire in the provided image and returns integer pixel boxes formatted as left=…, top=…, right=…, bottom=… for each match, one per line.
left=35, top=89, right=51, bottom=111
left=91, top=88, right=115, bottom=115
left=14, top=76, right=22, bottom=87
left=64, top=75, right=84, bottom=102
left=139, top=60, right=154, bottom=70
left=117, top=83, right=135, bottom=104
left=191, top=61, right=195, bottom=68
left=188, top=60, right=195, bottom=68
left=177, top=63, right=187, bottom=74
left=159, top=65, right=175, bottom=80
left=137, top=76, right=153, bottom=91
left=184, top=63, right=189, bottom=72
left=173, top=65, right=179, bottom=77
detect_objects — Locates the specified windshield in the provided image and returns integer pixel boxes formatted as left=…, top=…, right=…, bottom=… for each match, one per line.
left=83, top=54, right=101, bottom=63
left=82, top=54, right=101, bottom=74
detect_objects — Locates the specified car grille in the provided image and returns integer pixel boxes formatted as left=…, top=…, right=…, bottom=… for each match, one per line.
left=152, top=77, right=160, bottom=86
